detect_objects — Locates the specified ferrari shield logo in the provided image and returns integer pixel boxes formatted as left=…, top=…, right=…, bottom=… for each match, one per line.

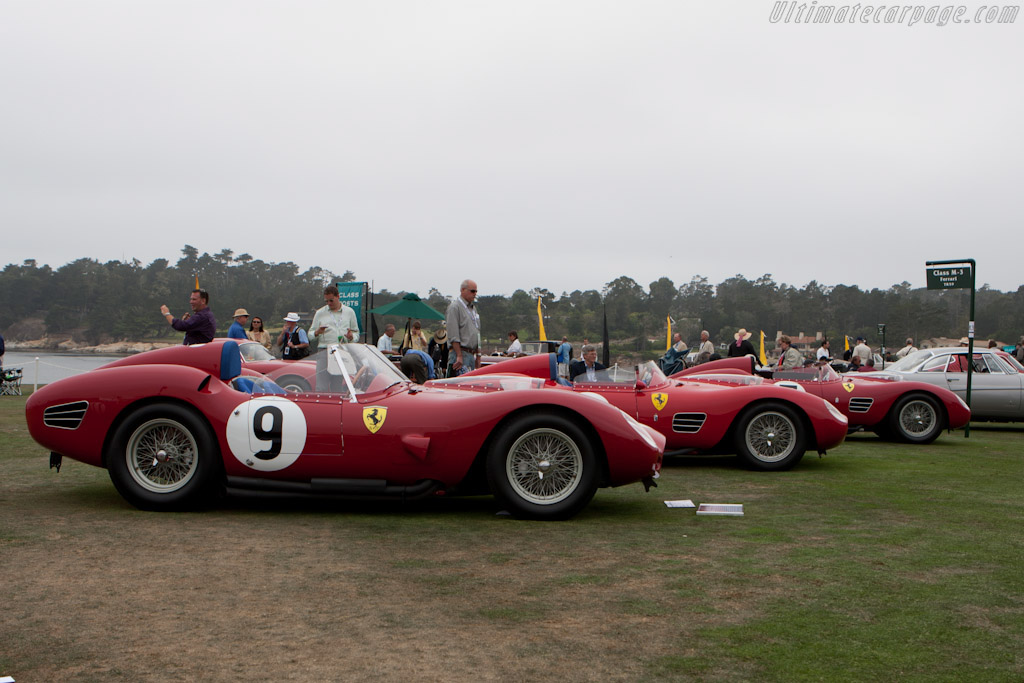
left=842, top=381, right=855, bottom=393
left=651, top=392, right=669, bottom=411
left=362, top=406, right=388, bottom=433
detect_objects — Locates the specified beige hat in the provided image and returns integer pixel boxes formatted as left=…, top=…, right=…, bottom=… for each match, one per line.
left=233, top=308, right=249, bottom=318
left=283, top=312, right=300, bottom=322
left=433, top=328, right=447, bottom=343
left=734, top=328, right=752, bottom=341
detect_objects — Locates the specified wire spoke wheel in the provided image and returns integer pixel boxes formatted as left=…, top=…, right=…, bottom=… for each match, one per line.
left=125, top=418, right=199, bottom=493
left=744, top=411, right=797, bottom=463
left=890, top=394, right=943, bottom=444
left=898, top=399, right=937, bottom=436
left=505, top=427, right=584, bottom=505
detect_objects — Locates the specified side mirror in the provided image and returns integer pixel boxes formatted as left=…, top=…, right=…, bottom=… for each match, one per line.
left=635, top=380, right=647, bottom=391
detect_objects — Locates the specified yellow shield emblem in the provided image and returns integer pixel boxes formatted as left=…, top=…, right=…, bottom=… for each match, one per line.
left=842, top=381, right=855, bottom=393
left=651, top=392, right=669, bottom=411
left=362, top=406, right=388, bottom=434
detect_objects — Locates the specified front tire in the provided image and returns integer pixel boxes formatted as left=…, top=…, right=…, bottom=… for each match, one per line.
left=486, top=414, right=598, bottom=520
left=889, top=393, right=943, bottom=444
left=733, top=402, right=806, bottom=471
left=107, top=403, right=221, bottom=511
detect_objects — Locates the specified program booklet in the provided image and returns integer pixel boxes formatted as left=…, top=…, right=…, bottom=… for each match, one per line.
left=696, top=503, right=744, bottom=516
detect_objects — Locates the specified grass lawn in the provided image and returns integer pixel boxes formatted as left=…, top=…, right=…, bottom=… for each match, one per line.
left=1, top=391, right=1022, bottom=681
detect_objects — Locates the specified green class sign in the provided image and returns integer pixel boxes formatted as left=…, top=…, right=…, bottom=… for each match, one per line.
left=926, top=266, right=972, bottom=290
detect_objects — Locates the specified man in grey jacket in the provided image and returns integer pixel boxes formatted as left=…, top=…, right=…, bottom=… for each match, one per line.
left=445, top=279, right=480, bottom=376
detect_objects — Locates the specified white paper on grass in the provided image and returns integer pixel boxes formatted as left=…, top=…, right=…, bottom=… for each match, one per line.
left=664, top=499, right=696, bottom=508
left=696, top=503, right=744, bottom=516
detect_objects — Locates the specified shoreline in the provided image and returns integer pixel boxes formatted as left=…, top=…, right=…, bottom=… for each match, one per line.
left=5, top=338, right=175, bottom=355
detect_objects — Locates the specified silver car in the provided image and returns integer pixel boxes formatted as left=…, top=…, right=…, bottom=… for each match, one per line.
left=881, top=347, right=1024, bottom=421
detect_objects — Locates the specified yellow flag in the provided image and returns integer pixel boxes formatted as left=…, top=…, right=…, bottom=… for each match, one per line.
left=666, top=316, right=672, bottom=352
left=759, top=331, right=768, bottom=365
left=537, top=297, right=547, bottom=340
left=194, top=274, right=200, bottom=289
left=844, top=336, right=850, bottom=352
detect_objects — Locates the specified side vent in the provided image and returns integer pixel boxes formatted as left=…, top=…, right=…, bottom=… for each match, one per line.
left=848, top=397, right=874, bottom=413
left=672, top=413, right=707, bottom=433
left=43, top=401, right=89, bottom=430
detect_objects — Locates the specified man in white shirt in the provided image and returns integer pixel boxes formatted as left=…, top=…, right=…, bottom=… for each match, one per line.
left=312, top=285, right=359, bottom=345
left=895, top=338, right=918, bottom=359
left=377, top=324, right=396, bottom=354
left=312, top=284, right=359, bottom=391
left=816, top=339, right=831, bottom=362
left=852, top=337, right=871, bottom=364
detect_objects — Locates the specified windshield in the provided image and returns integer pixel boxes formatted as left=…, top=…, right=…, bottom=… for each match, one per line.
left=772, top=363, right=841, bottom=382
left=239, top=341, right=275, bottom=362
left=572, top=360, right=668, bottom=387
left=323, top=344, right=408, bottom=395
left=885, top=349, right=934, bottom=372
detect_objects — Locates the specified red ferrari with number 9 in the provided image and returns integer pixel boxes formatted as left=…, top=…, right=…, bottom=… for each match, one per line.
left=25, top=340, right=664, bottom=520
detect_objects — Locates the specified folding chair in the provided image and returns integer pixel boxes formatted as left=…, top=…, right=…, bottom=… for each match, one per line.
left=1, top=367, right=23, bottom=396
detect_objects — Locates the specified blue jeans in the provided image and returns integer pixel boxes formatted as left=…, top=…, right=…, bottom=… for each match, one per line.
left=452, top=349, right=476, bottom=376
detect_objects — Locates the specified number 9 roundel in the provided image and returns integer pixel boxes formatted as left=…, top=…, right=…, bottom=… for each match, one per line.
left=226, top=396, right=308, bottom=471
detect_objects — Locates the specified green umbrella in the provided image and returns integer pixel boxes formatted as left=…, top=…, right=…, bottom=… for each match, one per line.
left=369, top=293, right=445, bottom=320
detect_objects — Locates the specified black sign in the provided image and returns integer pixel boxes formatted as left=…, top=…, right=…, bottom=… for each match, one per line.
left=926, top=266, right=972, bottom=290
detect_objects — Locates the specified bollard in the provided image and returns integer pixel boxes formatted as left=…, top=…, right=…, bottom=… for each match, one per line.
left=35, top=356, right=39, bottom=393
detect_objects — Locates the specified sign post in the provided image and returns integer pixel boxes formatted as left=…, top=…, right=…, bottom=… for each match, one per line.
left=925, top=259, right=976, bottom=437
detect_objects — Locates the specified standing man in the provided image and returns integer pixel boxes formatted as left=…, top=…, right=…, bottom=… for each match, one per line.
left=228, top=309, right=249, bottom=340
left=312, top=285, right=359, bottom=346
left=278, top=312, right=310, bottom=360
left=852, top=337, right=871, bottom=364
left=556, top=336, right=572, bottom=377
left=895, top=337, right=918, bottom=359
left=377, top=324, right=397, bottom=354
left=445, top=279, right=480, bottom=376
left=160, top=289, right=216, bottom=346
left=312, top=284, right=359, bottom=391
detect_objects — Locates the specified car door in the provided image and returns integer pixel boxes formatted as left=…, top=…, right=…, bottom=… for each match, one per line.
left=942, top=353, right=1022, bottom=418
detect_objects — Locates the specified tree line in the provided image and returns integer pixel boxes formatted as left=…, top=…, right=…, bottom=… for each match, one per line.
left=2, top=246, right=1022, bottom=355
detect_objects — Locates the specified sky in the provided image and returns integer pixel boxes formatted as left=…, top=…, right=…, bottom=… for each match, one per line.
left=2, top=1, right=1021, bottom=297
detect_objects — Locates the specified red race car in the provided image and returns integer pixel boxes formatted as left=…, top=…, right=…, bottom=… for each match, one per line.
left=458, top=354, right=849, bottom=471
left=26, top=341, right=664, bottom=520
left=675, top=358, right=971, bottom=443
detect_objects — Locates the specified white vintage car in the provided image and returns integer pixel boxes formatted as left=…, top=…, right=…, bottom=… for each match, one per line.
left=878, top=347, right=1024, bottom=421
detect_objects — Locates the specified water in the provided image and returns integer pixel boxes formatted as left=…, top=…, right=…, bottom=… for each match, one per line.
left=3, top=351, right=126, bottom=387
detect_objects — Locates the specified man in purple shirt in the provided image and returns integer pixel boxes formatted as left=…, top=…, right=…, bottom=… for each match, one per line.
left=160, top=289, right=217, bottom=345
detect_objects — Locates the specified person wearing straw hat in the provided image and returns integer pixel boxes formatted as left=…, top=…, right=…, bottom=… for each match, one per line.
left=227, top=308, right=249, bottom=340
left=428, top=325, right=450, bottom=374
left=727, top=328, right=757, bottom=358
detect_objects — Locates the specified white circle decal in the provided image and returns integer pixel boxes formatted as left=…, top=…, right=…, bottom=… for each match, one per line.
left=226, top=396, right=307, bottom=472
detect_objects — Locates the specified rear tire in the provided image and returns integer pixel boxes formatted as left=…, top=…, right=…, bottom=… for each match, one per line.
left=275, top=375, right=311, bottom=393
left=733, top=402, right=806, bottom=471
left=888, top=393, right=943, bottom=444
left=486, top=414, right=598, bottom=520
left=107, top=403, right=221, bottom=511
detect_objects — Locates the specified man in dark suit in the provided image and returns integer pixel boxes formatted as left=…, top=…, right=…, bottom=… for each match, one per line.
left=570, top=344, right=607, bottom=382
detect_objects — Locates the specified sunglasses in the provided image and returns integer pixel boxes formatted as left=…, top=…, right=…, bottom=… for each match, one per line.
left=469, top=289, right=477, bottom=293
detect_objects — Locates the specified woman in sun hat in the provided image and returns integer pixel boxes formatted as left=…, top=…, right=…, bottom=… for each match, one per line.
left=728, top=328, right=757, bottom=359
